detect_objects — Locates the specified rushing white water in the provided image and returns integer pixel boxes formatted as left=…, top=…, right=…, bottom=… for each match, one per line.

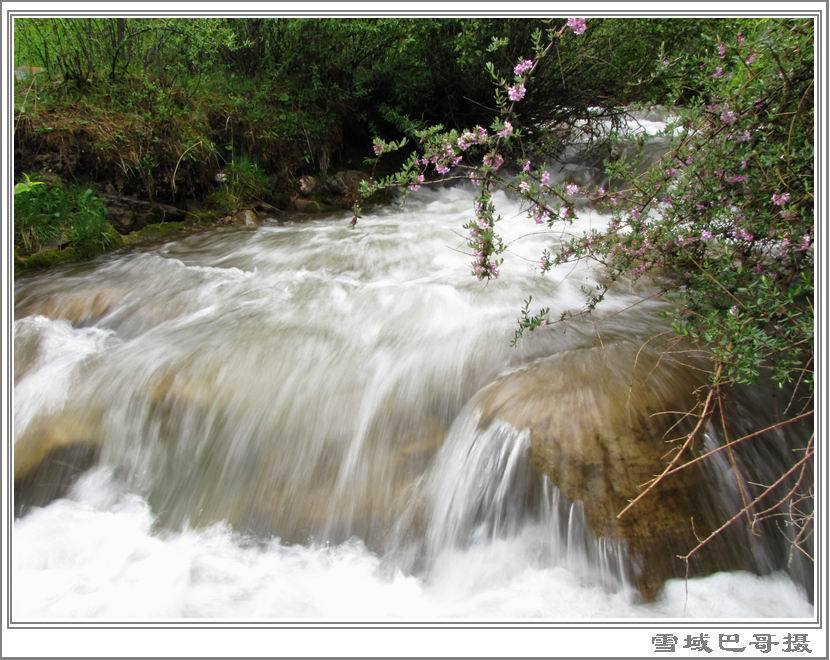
left=13, top=184, right=812, bottom=620
left=13, top=468, right=811, bottom=620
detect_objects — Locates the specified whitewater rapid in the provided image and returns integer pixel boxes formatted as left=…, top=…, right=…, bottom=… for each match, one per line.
left=12, top=185, right=813, bottom=621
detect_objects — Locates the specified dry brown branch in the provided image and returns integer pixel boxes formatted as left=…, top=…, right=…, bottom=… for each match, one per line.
left=663, top=409, right=813, bottom=477
left=783, top=356, right=813, bottom=416
left=750, top=435, right=813, bottom=524
left=678, top=441, right=813, bottom=562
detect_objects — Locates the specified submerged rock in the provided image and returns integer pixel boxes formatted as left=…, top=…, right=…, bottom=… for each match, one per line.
left=17, top=288, right=125, bottom=326
left=14, top=411, right=102, bottom=516
left=476, top=340, right=760, bottom=600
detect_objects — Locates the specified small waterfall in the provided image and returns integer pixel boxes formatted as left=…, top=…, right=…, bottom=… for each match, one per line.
left=393, top=409, right=632, bottom=596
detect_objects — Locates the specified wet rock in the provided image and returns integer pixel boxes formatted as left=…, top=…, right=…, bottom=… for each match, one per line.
left=290, top=197, right=324, bottom=213
left=299, top=175, right=318, bottom=195
left=18, top=288, right=125, bottom=326
left=219, top=208, right=264, bottom=227
left=14, top=412, right=102, bottom=516
left=319, top=169, right=370, bottom=207
left=477, top=340, right=757, bottom=600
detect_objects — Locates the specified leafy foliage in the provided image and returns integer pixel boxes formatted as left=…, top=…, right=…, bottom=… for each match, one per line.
left=14, top=177, right=116, bottom=256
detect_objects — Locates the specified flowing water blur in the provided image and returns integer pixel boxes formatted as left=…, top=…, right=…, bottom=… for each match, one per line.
left=12, top=183, right=812, bottom=620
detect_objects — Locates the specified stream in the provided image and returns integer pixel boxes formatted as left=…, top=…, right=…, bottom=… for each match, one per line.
left=12, top=183, right=812, bottom=620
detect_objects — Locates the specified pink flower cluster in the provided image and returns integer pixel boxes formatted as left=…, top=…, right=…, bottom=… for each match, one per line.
left=497, top=121, right=513, bottom=138
left=771, top=192, right=791, bottom=206
left=720, top=105, right=736, bottom=125
left=483, top=152, right=504, bottom=170
left=457, top=126, right=489, bottom=151
left=514, top=59, right=534, bottom=76
left=567, top=18, right=587, bottom=35
left=533, top=207, right=551, bottom=225
left=427, top=141, right=463, bottom=175
left=508, top=84, right=526, bottom=102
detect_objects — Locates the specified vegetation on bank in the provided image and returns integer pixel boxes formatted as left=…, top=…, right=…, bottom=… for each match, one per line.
left=14, top=17, right=723, bottom=265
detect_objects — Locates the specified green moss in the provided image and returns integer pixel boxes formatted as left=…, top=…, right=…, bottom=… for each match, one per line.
left=122, top=220, right=189, bottom=246
left=18, top=247, right=80, bottom=272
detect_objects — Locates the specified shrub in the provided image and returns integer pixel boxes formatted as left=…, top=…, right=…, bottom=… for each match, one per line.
left=14, top=177, right=117, bottom=256
left=363, top=17, right=815, bottom=562
left=207, top=156, right=270, bottom=212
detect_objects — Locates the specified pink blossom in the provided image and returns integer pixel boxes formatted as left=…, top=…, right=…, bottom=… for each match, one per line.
left=373, top=143, right=384, bottom=156
left=717, top=43, right=726, bottom=58
left=736, top=33, right=746, bottom=46
left=508, top=84, right=526, bottom=102
left=747, top=52, right=757, bottom=65
left=436, top=164, right=450, bottom=175
left=771, top=192, right=791, bottom=206
left=408, top=174, right=425, bottom=192
left=541, top=170, right=551, bottom=186
left=701, top=229, right=713, bottom=240
left=514, top=59, right=534, bottom=76
left=483, top=152, right=504, bottom=170
left=522, top=160, right=532, bottom=172
left=497, top=121, right=513, bottom=138
left=565, top=183, right=579, bottom=195
left=712, top=66, right=724, bottom=78
left=720, top=106, right=736, bottom=124
left=736, top=130, right=752, bottom=143
left=566, top=18, right=587, bottom=35
left=519, top=181, right=530, bottom=193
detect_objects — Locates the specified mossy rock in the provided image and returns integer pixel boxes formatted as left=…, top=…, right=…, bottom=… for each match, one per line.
left=476, top=340, right=759, bottom=600
left=18, top=247, right=81, bottom=272
left=122, top=220, right=189, bottom=246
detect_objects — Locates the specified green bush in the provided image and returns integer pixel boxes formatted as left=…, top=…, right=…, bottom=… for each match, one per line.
left=14, top=177, right=117, bottom=256
left=206, top=156, right=270, bottom=212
